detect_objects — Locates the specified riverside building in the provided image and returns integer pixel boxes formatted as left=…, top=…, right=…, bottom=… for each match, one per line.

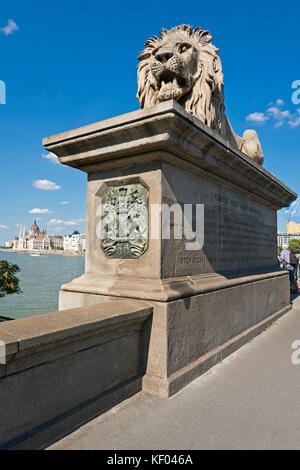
left=12, top=220, right=63, bottom=251
left=63, top=230, right=86, bottom=252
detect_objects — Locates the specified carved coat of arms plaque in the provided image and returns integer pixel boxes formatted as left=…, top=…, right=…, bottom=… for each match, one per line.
left=100, top=183, right=148, bottom=259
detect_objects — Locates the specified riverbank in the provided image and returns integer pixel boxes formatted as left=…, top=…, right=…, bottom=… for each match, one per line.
left=0, top=249, right=84, bottom=256
left=0, top=315, right=13, bottom=322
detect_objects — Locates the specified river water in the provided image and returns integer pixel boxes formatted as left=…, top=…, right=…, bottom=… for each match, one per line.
left=0, top=252, right=85, bottom=319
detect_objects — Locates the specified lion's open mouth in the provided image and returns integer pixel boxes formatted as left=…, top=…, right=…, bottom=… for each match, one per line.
left=156, top=69, right=188, bottom=102
left=158, top=70, right=187, bottom=89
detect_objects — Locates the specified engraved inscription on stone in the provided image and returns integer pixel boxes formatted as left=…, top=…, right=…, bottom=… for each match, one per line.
left=174, top=184, right=275, bottom=276
left=210, top=191, right=274, bottom=268
left=101, top=183, right=148, bottom=259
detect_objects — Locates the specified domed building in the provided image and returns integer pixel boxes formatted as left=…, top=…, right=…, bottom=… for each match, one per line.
left=12, top=220, right=63, bottom=251
left=29, top=220, right=46, bottom=237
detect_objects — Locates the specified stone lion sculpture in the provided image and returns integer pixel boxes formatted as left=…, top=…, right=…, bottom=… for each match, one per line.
left=137, top=24, right=264, bottom=165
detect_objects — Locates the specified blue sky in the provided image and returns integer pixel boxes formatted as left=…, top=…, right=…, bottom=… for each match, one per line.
left=0, top=0, right=300, bottom=244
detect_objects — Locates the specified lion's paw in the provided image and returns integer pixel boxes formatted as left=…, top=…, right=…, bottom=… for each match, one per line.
left=240, top=129, right=264, bottom=165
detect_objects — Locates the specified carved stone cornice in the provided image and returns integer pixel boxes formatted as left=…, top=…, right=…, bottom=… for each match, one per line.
left=43, top=101, right=297, bottom=209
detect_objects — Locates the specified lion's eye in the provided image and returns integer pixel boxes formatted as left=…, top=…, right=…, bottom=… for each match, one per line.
left=179, top=44, right=191, bottom=53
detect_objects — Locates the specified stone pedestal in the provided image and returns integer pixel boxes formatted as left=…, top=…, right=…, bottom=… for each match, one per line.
left=43, top=101, right=296, bottom=397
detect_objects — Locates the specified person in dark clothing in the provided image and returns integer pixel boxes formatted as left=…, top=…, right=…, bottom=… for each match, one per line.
left=280, top=245, right=300, bottom=293
left=290, top=252, right=299, bottom=280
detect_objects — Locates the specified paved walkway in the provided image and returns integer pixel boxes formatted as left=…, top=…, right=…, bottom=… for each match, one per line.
left=49, top=296, right=300, bottom=450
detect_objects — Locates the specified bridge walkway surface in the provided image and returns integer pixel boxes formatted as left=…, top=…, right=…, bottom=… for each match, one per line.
left=48, top=295, right=300, bottom=450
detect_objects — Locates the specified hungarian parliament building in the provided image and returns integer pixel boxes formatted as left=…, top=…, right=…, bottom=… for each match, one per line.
left=12, top=220, right=64, bottom=251
left=8, top=220, right=86, bottom=252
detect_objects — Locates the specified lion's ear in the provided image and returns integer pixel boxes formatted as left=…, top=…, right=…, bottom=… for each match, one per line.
left=194, top=27, right=213, bottom=46
left=200, top=31, right=213, bottom=45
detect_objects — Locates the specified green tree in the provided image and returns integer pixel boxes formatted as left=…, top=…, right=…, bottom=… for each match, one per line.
left=277, top=246, right=283, bottom=256
left=288, top=239, right=300, bottom=254
left=0, top=260, right=21, bottom=298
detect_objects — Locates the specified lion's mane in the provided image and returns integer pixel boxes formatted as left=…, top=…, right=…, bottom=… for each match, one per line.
left=137, top=24, right=226, bottom=135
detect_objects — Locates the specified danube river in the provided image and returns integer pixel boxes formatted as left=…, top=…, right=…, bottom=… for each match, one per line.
left=0, top=252, right=85, bottom=319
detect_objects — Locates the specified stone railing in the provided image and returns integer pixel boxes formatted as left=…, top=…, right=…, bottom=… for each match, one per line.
left=0, top=300, right=152, bottom=450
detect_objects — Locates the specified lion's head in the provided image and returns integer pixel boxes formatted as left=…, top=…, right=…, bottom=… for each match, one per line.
left=137, top=24, right=225, bottom=133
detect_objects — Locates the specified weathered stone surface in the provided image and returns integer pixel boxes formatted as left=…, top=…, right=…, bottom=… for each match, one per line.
left=0, top=301, right=152, bottom=449
left=272, top=274, right=291, bottom=312
left=42, top=101, right=295, bottom=208
left=0, top=299, right=151, bottom=352
left=253, top=275, right=290, bottom=325
left=47, top=297, right=300, bottom=452
left=142, top=274, right=291, bottom=398
left=43, top=103, right=296, bottom=303
left=83, top=165, right=161, bottom=283
left=161, top=160, right=277, bottom=276
left=0, top=328, right=18, bottom=356
left=58, top=291, right=113, bottom=311
left=43, top=102, right=296, bottom=399
left=167, top=293, right=218, bottom=376
left=254, top=279, right=278, bottom=323
left=217, top=284, right=255, bottom=345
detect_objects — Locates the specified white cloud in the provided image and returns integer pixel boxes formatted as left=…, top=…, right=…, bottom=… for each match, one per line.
left=267, top=107, right=279, bottom=117
left=289, top=109, right=300, bottom=128
left=0, top=19, right=19, bottom=36
left=246, top=112, right=269, bottom=123
left=60, top=201, right=71, bottom=205
left=42, top=152, right=59, bottom=164
left=246, top=100, right=300, bottom=129
left=29, top=208, right=51, bottom=214
left=47, top=219, right=82, bottom=226
left=289, top=117, right=300, bottom=128
left=274, top=121, right=284, bottom=129
left=0, top=225, right=9, bottom=229
left=267, top=106, right=291, bottom=120
left=268, top=98, right=285, bottom=107
left=33, top=179, right=60, bottom=190
left=266, top=106, right=291, bottom=128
